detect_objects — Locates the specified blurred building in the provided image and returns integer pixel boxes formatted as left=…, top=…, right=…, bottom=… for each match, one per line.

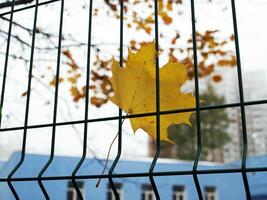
left=215, top=70, right=267, bottom=162
left=2, top=152, right=267, bottom=199
left=243, top=71, right=267, bottom=157
left=148, top=69, right=267, bottom=163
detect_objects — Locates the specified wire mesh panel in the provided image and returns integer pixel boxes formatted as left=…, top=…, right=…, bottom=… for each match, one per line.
left=0, top=0, right=267, bottom=200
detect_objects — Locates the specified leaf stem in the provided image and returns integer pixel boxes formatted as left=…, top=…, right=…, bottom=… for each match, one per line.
left=95, top=113, right=128, bottom=187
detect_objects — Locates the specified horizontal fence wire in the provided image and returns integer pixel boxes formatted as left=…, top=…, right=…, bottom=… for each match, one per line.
left=1, top=99, right=267, bottom=133
left=0, top=0, right=60, bottom=16
left=1, top=166, right=267, bottom=182
left=0, top=0, right=266, bottom=200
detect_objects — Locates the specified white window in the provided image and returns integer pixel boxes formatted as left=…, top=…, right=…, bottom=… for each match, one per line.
left=172, top=185, right=186, bottom=200
left=205, top=186, right=218, bottom=200
left=67, top=181, right=85, bottom=200
left=107, top=183, right=123, bottom=200
left=141, top=184, right=156, bottom=200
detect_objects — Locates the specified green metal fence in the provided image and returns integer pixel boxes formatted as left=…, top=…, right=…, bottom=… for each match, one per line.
left=1, top=0, right=267, bottom=199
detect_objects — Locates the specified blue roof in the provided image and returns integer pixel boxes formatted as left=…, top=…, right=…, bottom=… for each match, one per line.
left=0, top=152, right=225, bottom=177
left=0, top=152, right=267, bottom=200
left=0, top=160, right=5, bottom=171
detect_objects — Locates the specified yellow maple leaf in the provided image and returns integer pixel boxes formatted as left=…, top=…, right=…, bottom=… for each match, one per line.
left=109, top=42, right=195, bottom=142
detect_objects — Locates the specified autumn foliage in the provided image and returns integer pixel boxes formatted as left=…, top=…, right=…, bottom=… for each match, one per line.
left=46, top=0, right=237, bottom=107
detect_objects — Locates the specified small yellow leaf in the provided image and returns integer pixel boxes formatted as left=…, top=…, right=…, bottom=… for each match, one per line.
left=109, top=42, right=195, bottom=142
left=49, top=77, right=64, bottom=87
left=159, top=11, right=173, bottom=25
left=212, top=74, right=222, bottom=82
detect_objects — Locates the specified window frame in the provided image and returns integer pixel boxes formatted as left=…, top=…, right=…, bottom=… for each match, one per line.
left=141, top=184, right=156, bottom=200
left=172, top=185, right=187, bottom=200
left=107, top=183, right=123, bottom=200
left=67, top=181, right=85, bottom=200
left=204, top=186, right=218, bottom=200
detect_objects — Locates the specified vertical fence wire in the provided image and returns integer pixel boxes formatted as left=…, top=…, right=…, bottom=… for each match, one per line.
left=0, top=0, right=15, bottom=127
left=148, top=0, right=160, bottom=199
left=230, top=0, right=251, bottom=199
left=190, top=0, right=203, bottom=199
left=107, top=0, right=123, bottom=199
left=37, top=0, right=65, bottom=199
left=71, top=0, right=93, bottom=199
left=7, top=1, right=39, bottom=199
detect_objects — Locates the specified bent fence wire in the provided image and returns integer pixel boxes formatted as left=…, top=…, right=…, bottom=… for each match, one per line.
left=0, top=0, right=266, bottom=200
